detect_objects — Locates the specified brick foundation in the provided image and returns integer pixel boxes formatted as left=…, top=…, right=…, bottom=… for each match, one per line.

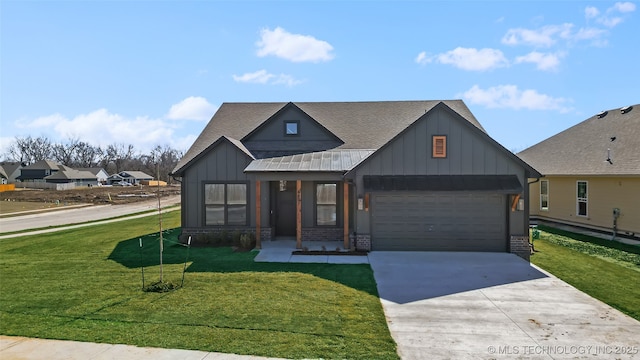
left=349, top=233, right=371, bottom=251
left=510, top=235, right=531, bottom=261
left=301, top=227, right=343, bottom=242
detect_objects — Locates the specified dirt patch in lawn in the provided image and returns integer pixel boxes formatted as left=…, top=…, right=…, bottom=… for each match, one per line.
left=0, top=185, right=180, bottom=205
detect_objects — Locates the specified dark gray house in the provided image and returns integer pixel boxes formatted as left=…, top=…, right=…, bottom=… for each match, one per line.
left=17, top=160, right=64, bottom=182
left=172, top=101, right=540, bottom=259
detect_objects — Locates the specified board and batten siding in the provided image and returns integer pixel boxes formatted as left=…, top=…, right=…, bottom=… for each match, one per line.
left=243, top=105, right=342, bottom=157
left=182, top=140, right=254, bottom=228
left=350, top=106, right=529, bottom=237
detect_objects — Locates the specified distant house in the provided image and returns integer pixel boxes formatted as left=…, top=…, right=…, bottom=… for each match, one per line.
left=77, top=168, right=109, bottom=184
left=17, top=160, right=63, bottom=182
left=107, top=171, right=153, bottom=185
left=0, top=162, right=24, bottom=183
left=518, top=104, right=639, bottom=240
left=45, top=168, right=98, bottom=186
left=172, top=100, right=540, bottom=259
left=0, top=167, right=7, bottom=184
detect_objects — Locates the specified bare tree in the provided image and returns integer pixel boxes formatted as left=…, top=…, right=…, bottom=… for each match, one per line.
left=7, top=136, right=53, bottom=164
left=102, top=143, right=136, bottom=174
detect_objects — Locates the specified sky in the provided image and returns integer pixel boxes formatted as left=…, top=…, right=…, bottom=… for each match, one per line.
left=1, top=0, right=639, bottom=158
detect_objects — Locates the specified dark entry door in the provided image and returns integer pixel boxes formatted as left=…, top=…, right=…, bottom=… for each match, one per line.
left=275, top=181, right=296, bottom=236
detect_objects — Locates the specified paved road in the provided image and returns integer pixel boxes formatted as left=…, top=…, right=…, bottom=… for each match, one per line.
left=369, top=252, right=640, bottom=360
left=0, top=195, right=180, bottom=233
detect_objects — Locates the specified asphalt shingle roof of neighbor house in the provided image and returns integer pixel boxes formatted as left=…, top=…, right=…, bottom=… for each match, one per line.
left=21, top=159, right=61, bottom=170
left=45, top=169, right=97, bottom=180
left=173, top=100, right=486, bottom=175
left=119, top=171, right=154, bottom=179
left=0, top=166, right=8, bottom=179
left=518, top=104, right=640, bottom=176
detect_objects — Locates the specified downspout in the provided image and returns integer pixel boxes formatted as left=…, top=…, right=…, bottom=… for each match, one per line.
left=612, top=208, right=620, bottom=241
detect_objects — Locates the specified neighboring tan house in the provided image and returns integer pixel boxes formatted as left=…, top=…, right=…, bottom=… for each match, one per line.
left=107, top=171, right=153, bottom=185
left=172, top=101, right=541, bottom=259
left=45, top=167, right=99, bottom=186
left=77, top=168, right=109, bottom=184
left=17, top=160, right=64, bottom=182
left=0, top=162, right=24, bottom=183
left=518, top=104, right=639, bottom=240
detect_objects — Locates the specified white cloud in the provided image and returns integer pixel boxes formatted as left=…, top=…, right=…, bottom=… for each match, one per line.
left=585, top=6, right=600, bottom=19
left=417, top=47, right=508, bottom=71
left=415, top=51, right=430, bottom=65
left=166, top=96, right=217, bottom=121
left=232, top=69, right=275, bottom=84
left=233, top=69, right=302, bottom=87
left=501, top=23, right=573, bottom=47
left=460, top=84, right=572, bottom=112
left=256, top=27, right=334, bottom=63
left=16, top=109, right=178, bottom=153
left=612, top=2, right=636, bottom=13
left=514, top=51, right=564, bottom=71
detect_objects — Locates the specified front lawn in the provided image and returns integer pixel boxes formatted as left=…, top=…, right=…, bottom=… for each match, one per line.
left=531, top=229, right=640, bottom=321
left=0, top=211, right=397, bottom=359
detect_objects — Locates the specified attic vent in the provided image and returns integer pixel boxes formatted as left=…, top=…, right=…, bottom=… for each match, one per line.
left=620, top=106, right=633, bottom=114
left=597, top=110, right=608, bottom=118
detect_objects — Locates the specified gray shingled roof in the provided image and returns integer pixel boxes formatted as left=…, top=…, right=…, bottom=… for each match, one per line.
left=0, top=166, right=8, bottom=179
left=173, top=100, right=484, bottom=175
left=517, top=104, right=640, bottom=176
left=245, top=149, right=375, bottom=173
left=22, top=159, right=61, bottom=170
left=119, top=171, right=154, bottom=179
left=45, top=169, right=97, bottom=180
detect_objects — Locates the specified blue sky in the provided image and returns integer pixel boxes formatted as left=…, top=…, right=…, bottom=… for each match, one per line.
left=1, top=1, right=638, bottom=157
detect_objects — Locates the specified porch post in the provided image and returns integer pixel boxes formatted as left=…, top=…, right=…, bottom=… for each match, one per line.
left=296, top=180, right=302, bottom=249
left=343, top=182, right=349, bottom=249
left=255, top=180, right=261, bottom=249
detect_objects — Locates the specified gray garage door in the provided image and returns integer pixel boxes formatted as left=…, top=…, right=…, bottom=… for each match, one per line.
left=371, top=192, right=507, bottom=251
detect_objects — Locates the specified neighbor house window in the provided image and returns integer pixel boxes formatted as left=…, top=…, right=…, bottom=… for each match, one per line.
left=432, top=135, right=447, bottom=158
left=540, top=180, right=549, bottom=211
left=285, top=121, right=299, bottom=135
left=316, top=183, right=337, bottom=226
left=204, top=183, right=247, bottom=225
left=577, top=181, right=588, bottom=217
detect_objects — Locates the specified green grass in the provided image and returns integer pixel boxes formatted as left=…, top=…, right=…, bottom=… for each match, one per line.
left=531, top=229, right=640, bottom=321
left=0, top=212, right=397, bottom=359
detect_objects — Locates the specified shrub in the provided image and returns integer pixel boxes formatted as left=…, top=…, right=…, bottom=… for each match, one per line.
left=239, top=232, right=255, bottom=250
left=231, top=230, right=242, bottom=247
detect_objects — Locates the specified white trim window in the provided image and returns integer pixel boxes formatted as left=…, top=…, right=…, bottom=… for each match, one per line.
left=540, top=180, right=549, bottom=211
left=577, top=181, right=588, bottom=217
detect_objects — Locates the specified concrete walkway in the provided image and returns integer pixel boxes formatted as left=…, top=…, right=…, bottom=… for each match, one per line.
left=0, top=336, right=287, bottom=360
left=369, top=252, right=640, bottom=360
left=253, top=239, right=369, bottom=264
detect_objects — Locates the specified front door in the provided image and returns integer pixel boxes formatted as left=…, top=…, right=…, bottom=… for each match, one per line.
left=275, top=181, right=296, bottom=237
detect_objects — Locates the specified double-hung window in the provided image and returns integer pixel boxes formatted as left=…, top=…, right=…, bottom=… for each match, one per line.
left=577, top=181, right=588, bottom=217
left=540, top=180, right=549, bottom=211
left=204, top=183, right=247, bottom=225
left=316, top=183, right=337, bottom=226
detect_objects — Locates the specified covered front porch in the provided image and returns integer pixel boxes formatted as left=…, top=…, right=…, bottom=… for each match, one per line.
left=244, top=149, right=374, bottom=251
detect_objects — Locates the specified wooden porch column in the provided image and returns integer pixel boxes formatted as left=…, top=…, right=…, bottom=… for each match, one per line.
left=296, top=180, right=302, bottom=249
left=343, top=182, right=349, bottom=249
left=255, top=181, right=261, bottom=249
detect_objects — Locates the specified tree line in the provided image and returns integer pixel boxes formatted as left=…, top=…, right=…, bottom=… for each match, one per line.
left=2, top=136, right=184, bottom=183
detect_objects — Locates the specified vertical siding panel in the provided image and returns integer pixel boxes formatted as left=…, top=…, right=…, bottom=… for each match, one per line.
left=425, top=113, right=437, bottom=174
left=449, top=120, right=462, bottom=175
left=381, top=147, right=393, bottom=174
left=414, top=117, right=428, bottom=174
left=437, top=114, right=450, bottom=175
left=460, top=131, right=473, bottom=173
left=404, top=126, right=416, bottom=175
left=485, top=148, right=497, bottom=174
left=392, top=138, right=404, bottom=175
left=472, top=137, right=484, bottom=174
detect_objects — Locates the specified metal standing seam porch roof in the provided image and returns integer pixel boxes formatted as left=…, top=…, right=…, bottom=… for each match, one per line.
left=244, top=149, right=376, bottom=173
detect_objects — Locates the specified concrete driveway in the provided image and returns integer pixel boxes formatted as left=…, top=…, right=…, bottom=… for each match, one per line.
left=369, top=252, right=640, bottom=360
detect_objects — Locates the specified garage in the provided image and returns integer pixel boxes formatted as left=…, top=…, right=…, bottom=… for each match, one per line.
left=371, top=192, right=507, bottom=251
